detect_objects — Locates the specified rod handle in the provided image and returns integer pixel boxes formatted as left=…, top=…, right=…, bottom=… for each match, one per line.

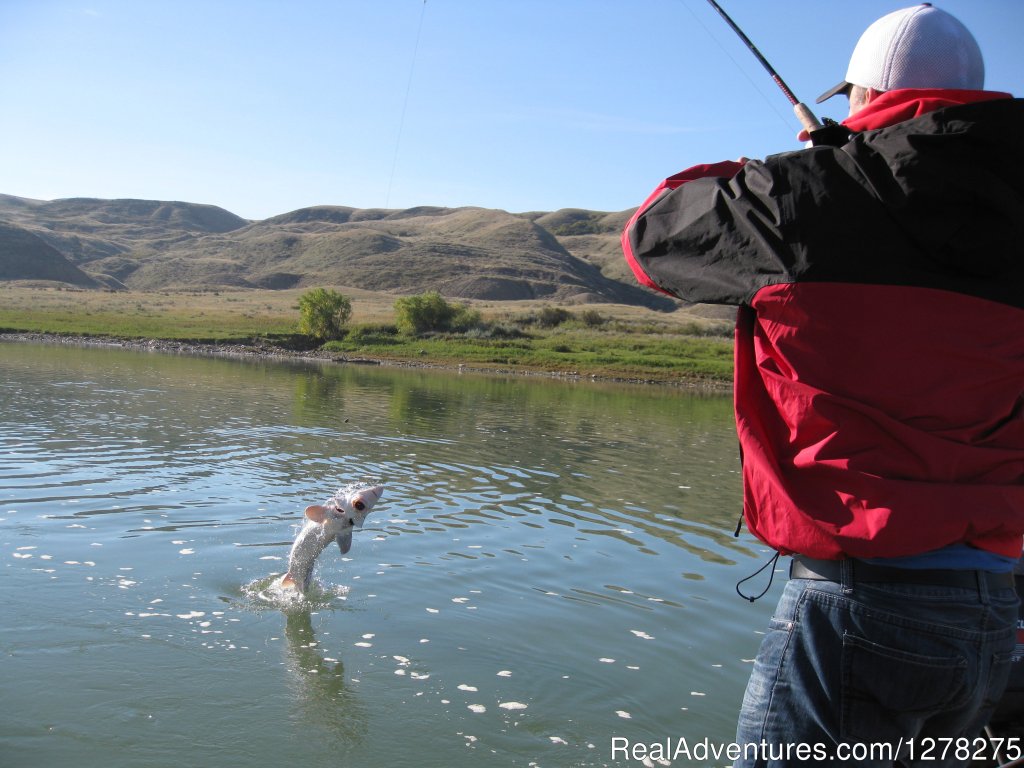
left=793, top=102, right=824, bottom=133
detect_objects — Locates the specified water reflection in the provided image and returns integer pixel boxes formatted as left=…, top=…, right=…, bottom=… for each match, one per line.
left=283, top=610, right=366, bottom=744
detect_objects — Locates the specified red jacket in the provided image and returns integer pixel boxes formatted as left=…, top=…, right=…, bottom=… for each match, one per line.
left=622, top=90, right=1024, bottom=560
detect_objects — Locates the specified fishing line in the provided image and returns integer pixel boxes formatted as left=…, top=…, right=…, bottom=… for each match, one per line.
left=385, top=0, right=428, bottom=210
left=676, top=0, right=796, bottom=132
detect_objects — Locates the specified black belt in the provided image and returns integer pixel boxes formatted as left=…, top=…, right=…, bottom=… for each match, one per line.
left=790, top=556, right=1015, bottom=591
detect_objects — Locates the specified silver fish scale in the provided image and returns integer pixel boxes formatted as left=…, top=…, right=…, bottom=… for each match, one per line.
left=286, top=518, right=340, bottom=591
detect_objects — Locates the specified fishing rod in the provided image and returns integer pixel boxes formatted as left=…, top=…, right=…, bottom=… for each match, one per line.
left=705, top=0, right=838, bottom=140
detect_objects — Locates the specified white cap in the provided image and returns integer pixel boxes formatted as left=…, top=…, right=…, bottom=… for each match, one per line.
left=817, top=4, right=984, bottom=103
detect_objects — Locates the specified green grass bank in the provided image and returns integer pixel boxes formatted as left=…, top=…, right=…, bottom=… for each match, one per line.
left=0, top=286, right=735, bottom=385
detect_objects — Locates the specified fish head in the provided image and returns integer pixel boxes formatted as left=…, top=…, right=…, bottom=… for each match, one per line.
left=331, top=484, right=384, bottom=530
left=302, top=484, right=384, bottom=558
left=304, top=502, right=356, bottom=539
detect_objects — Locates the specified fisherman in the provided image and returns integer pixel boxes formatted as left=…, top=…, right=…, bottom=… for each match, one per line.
left=621, top=4, right=1024, bottom=765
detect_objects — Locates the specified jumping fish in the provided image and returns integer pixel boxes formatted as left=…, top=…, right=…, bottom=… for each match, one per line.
left=279, top=484, right=384, bottom=593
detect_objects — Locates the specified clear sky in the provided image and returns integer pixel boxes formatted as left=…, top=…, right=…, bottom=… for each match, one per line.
left=2, top=1, right=1021, bottom=221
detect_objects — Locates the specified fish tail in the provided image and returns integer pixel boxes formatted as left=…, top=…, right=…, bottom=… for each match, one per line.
left=280, top=573, right=299, bottom=590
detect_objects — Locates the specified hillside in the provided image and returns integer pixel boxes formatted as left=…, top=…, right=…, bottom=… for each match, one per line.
left=0, top=221, right=100, bottom=287
left=0, top=194, right=673, bottom=309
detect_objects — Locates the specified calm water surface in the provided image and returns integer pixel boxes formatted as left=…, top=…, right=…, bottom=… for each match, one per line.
left=1, top=341, right=781, bottom=767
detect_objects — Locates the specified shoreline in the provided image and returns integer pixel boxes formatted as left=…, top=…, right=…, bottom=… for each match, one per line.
left=0, top=332, right=733, bottom=391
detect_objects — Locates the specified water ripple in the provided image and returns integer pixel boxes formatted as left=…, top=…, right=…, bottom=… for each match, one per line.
left=2, top=342, right=775, bottom=768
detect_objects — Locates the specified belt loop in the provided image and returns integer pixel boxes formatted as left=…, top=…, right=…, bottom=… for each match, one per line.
left=977, top=570, right=990, bottom=605
left=840, top=559, right=854, bottom=595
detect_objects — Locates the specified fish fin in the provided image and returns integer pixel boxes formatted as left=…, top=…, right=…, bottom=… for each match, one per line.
left=304, top=504, right=328, bottom=523
left=337, top=530, right=353, bottom=555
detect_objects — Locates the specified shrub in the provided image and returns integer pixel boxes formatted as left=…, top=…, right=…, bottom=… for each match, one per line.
left=536, top=306, right=572, bottom=328
left=394, top=292, right=476, bottom=335
left=346, top=324, right=400, bottom=346
left=297, top=288, right=352, bottom=341
left=450, top=305, right=482, bottom=333
left=462, top=324, right=527, bottom=340
left=577, top=309, right=607, bottom=327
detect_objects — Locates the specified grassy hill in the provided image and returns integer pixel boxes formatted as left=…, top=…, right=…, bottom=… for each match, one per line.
left=0, top=221, right=101, bottom=287
left=0, top=194, right=672, bottom=309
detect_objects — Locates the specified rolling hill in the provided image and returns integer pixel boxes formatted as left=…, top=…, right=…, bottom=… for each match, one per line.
left=0, top=194, right=673, bottom=309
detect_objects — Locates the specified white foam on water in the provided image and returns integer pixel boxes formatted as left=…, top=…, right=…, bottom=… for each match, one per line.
left=630, top=630, right=655, bottom=640
left=497, top=670, right=512, bottom=677
left=498, top=702, right=527, bottom=711
left=467, top=704, right=486, bottom=714
left=457, top=684, right=477, bottom=692
left=616, top=710, right=632, bottom=719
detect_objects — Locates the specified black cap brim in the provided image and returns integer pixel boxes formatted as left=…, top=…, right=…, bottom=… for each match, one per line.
left=816, top=80, right=851, bottom=104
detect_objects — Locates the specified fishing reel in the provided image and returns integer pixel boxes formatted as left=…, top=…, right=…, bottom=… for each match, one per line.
left=809, top=117, right=853, bottom=148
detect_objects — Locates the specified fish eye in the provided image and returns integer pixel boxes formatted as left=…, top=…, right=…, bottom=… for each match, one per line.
left=354, top=500, right=365, bottom=511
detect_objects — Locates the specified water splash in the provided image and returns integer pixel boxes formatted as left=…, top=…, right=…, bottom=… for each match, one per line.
left=242, top=574, right=350, bottom=611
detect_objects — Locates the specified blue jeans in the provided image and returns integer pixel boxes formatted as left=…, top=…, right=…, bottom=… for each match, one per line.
left=734, top=568, right=1018, bottom=767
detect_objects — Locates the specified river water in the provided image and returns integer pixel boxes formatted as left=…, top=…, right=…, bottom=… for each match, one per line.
left=1, top=341, right=781, bottom=768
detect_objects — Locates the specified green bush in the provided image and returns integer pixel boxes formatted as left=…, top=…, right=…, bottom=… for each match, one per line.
left=450, top=305, right=482, bottom=333
left=577, top=309, right=607, bottom=327
left=394, top=292, right=477, bottom=335
left=462, top=324, right=527, bottom=340
left=537, top=307, right=572, bottom=328
left=346, top=324, right=400, bottom=346
left=297, top=288, right=352, bottom=341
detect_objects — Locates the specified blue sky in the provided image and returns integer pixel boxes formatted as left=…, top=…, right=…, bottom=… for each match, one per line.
left=2, top=1, right=1022, bottom=221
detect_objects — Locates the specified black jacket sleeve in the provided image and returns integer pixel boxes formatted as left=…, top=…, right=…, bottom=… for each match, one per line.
left=625, top=159, right=799, bottom=305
